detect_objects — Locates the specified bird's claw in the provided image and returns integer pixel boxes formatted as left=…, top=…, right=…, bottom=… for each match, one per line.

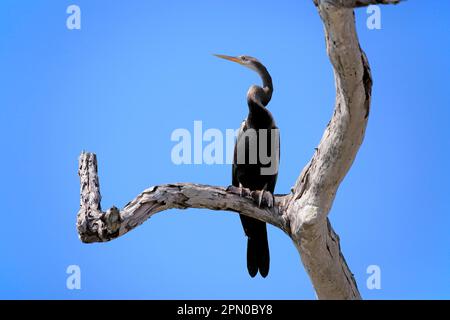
left=253, top=190, right=274, bottom=208
left=226, top=185, right=251, bottom=198
left=226, top=186, right=273, bottom=208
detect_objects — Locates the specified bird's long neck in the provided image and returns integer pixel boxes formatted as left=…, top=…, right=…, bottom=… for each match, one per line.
left=255, top=64, right=273, bottom=106
left=246, top=65, right=274, bottom=127
left=247, top=65, right=274, bottom=128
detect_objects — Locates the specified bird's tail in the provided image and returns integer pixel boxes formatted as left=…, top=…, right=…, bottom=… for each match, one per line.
left=246, top=221, right=270, bottom=278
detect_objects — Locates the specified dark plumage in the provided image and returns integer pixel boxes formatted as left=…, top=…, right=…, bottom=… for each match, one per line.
left=215, top=54, right=279, bottom=278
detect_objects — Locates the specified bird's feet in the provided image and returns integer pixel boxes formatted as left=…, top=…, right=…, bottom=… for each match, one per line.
left=226, top=185, right=251, bottom=198
left=226, top=185, right=274, bottom=208
left=253, top=189, right=274, bottom=208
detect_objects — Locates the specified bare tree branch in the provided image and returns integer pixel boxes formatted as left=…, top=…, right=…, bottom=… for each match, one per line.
left=313, top=0, right=402, bottom=8
left=286, top=0, right=377, bottom=300
left=75, top=0, right=401, bottom=299
left=77, top=152, right=292, bottom=243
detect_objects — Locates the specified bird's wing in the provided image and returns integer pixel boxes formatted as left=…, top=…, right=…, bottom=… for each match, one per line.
left=232, top=120, right=247, bottom=187
left=236, top=119, right=247, bottom=141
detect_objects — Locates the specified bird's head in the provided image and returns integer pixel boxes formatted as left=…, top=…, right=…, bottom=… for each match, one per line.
left=214, top=54, right=273, bottom=106
left=214, top=54, right=263, bottom=73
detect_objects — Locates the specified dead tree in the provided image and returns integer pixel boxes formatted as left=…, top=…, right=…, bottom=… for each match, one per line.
left=76, top=0, right=401, bottom=299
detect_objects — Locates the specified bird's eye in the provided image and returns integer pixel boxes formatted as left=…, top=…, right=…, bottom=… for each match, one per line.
left=241, top=56, right=247, bottom=61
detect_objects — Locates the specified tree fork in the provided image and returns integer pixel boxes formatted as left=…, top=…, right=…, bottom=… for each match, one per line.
left=76, top=0, right=401, bottom=299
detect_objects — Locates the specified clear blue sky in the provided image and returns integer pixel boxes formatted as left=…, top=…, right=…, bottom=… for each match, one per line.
left=0, top=0, right=449, bottom=299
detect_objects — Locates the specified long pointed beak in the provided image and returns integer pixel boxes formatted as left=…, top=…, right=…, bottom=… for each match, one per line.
left=214, top=54, right=242, bottom=64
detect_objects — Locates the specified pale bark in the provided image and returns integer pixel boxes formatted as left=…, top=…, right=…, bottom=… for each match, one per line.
left=76, top=0, right=400, bottom=299
left=77, top=152, right=291, bottom=243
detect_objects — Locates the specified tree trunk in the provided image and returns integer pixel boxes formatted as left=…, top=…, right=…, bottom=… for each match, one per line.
left=76, top=0, right=402, bottom=299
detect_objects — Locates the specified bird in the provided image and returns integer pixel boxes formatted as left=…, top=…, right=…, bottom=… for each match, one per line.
left=215, top=54, right=279, bottom=278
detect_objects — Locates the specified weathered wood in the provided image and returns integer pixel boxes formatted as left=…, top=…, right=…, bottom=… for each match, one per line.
left=77, top=152, right=292, bottom=243
left=76, top=0, right=401, bottom=299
